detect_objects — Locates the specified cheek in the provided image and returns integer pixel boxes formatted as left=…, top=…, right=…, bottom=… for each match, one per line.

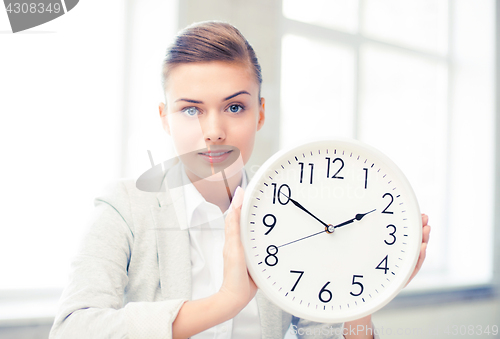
left=232, top=124, right=257, bottom=162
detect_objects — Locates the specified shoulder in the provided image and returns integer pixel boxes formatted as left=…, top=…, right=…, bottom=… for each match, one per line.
left=95, top=178, right=158, bottom=209
left=97, top=156, right=182, bottom=206
left=93, top=159, right=183, bottom=226
left=90, top=179, right=156, bottom=236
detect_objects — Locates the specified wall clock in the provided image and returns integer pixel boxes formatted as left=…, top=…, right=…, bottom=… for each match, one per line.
left=240, top=138, right=422, bottom=323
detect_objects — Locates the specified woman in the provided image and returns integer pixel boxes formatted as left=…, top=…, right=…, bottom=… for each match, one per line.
left=49, top=20, right=430, bottom=339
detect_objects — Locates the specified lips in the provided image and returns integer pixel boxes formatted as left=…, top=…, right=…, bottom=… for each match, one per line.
left=199, top=150, right=232, bottom=156
left=198, top=149, right=233, bottom=163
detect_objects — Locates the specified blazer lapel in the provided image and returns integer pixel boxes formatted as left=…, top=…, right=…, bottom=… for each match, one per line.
left=150, top=162, right=192, bottom=300
left=150, top=163, right=281, bottom=335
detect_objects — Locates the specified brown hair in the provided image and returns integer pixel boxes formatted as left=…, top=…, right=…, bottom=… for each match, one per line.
left=161, top=20, right=262, bottom=101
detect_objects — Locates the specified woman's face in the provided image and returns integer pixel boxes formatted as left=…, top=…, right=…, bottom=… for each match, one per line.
left=159, top=61, right=265, bottom=182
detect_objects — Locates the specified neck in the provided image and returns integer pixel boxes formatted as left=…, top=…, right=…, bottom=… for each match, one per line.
left=185, top=168, right=243, bottom=214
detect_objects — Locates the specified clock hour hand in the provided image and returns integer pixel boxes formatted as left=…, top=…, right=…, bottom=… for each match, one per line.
left=277, top=209, right=377, bottom=248
left=279, top=191, right=329, bottom=228
left=333, top=209, right=376, bottom=229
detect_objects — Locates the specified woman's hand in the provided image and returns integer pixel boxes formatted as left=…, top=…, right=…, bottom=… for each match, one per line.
left=218, top=186, right=258, bottom=314
left=405, top=213, right=431, bottom=287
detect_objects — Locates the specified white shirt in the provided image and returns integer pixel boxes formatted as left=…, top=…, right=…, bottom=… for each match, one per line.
left=179, top=163, right=261, bottom=339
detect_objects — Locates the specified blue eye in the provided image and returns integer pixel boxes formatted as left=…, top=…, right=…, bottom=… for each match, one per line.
left=228, top=104, right=244, bottom=114
left=182, top=107, right=199, bottom=116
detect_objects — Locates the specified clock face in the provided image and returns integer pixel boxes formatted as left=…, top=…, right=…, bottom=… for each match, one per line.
left=240, top=139, right=422, bottom=323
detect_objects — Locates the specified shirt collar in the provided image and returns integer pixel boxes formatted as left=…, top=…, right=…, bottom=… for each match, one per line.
left=180, top=163, right=248, bottom=230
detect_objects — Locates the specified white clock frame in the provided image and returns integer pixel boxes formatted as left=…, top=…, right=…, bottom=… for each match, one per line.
left=240, top=138, right=422, bottom=323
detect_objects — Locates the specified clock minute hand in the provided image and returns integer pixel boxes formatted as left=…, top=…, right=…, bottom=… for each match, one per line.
left=279, top=191, right=329, bottom=228
left=333, top=209, right=377, bottom=229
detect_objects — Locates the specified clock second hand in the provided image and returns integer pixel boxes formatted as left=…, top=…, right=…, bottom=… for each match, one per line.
left=277, top=229, right=326, bottom=248
left=277, top=209, right=377, bottom=249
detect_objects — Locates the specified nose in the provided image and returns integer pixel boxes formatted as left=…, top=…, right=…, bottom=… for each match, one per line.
left=202, top=111, right=226, bottom=143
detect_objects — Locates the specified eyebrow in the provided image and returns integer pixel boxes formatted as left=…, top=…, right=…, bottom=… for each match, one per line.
left=174, top=90, right=251, bottom=104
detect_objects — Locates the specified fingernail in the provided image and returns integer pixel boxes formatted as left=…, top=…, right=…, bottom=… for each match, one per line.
left=230, top=186, right=244, bottom=211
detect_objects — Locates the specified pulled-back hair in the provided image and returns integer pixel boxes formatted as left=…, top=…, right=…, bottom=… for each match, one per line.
left=161, top=20, right=262, bottom=100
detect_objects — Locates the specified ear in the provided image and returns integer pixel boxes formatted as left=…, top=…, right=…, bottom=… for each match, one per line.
left=257, top=97, right=266, bottom=131
left=159, top=102, right=171, bottom=135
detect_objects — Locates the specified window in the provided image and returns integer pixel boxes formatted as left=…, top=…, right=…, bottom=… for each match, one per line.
left=0, top=0, right=178, bottom=295
left=280, top=0, right=495, bottom=291
left=0, top=0, right=127, bottom=291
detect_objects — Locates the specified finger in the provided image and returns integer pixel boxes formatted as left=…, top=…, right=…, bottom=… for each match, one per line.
left=226, top=186, right=242, bottom=225
left=405, top=242, right=427, bottom=287
left=422, top=224, right=431, bottom=244
left=224, top=209, right=237, bottom=259
left=421, top=213, right=428, bottom=226
left=231, top=207, right=242, bottom=238
left=223, top=208, right=242, bottom=275
left=225, top=206, right=241, bottom=245
left=416, top=244, right=427, bottom=270
left=230, top=186, right=245, bottom=210
left=224, top=210, right=232, bottom=239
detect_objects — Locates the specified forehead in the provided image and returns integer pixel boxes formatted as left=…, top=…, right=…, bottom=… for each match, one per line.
left=165, top=61, right=258, bottom=101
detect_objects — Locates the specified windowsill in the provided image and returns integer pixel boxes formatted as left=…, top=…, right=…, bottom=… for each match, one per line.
left=0, top=288, right=61, bottom=327
left=382, top=283, right=497, bottom=310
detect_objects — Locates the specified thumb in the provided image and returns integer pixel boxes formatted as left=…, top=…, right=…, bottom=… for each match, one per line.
left=229, top=186, right=245, bottom=211
left=225, top=186, right=245, bottom=239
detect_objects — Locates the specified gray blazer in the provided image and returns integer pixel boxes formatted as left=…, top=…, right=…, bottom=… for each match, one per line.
left=49, top=161, right=345, bottom=339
